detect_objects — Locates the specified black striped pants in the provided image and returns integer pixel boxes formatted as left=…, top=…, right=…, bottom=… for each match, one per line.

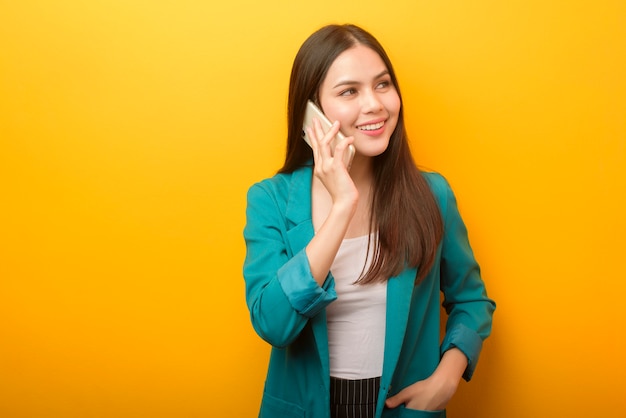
left=330, top=376, right=381, bottom=418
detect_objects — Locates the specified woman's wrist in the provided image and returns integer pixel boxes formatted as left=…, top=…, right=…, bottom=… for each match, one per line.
left=433, top=348, right=467, bottom=387
left=329, top=199, right=358, bottom=221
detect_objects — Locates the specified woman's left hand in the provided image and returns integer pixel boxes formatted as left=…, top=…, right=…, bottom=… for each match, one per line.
left=384, top=373, right=458, bottom=411
left=384, top=348, right=467, bottom=411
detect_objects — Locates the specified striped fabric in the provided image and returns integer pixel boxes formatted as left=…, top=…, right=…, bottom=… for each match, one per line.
left=330, top=376, right=381, bottom=418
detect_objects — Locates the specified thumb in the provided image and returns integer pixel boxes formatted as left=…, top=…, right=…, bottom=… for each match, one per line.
left=384, top=389, right=408, bottom=409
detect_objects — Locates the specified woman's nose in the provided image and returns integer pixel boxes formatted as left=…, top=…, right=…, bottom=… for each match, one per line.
left=361, top=90, right=384, bottom=113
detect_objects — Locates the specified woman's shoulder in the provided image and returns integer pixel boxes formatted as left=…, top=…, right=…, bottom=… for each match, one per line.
left=420, top=170, right=460, bottom=221
left=420, top=170, right=451, bottom=198
left=247, top=164, right=313, bottom=202
left=250, top=171, right=292, bottom=191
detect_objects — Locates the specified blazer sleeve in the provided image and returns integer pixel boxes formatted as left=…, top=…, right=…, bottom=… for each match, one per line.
left=428, top=174, right=496, bottom=381
left=243, top=181, right=337, bottom=348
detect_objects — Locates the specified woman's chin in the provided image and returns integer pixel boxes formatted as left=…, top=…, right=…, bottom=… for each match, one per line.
left=353, top=140, right=391, bottom=159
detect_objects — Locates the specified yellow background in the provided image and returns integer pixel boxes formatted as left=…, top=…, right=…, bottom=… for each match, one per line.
left=1, top=1, right=624, bottom=417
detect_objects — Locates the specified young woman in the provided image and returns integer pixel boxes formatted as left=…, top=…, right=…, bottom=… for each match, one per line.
left=243, top=24, right=495, bottom=418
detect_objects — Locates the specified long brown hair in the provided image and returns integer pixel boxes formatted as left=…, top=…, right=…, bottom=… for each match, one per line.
left=279, top=24, right=443, bottom=283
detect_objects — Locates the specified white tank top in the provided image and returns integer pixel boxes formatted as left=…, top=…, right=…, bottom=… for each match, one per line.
left=327, top=234, right=387, bottom=379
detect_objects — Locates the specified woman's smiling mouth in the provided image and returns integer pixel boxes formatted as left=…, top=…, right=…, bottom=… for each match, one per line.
left=357, top=120, right=385, bottom=131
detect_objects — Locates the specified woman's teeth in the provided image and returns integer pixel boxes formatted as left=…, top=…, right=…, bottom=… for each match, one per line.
left=358, top=121, right=385, bottom=131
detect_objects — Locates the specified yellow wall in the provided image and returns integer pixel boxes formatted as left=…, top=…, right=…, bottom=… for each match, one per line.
left=1, top=1, right=624, bottom=417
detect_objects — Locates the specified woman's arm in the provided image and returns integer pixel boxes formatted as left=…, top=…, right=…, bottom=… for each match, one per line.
left=436, top=175, right=496, bottom=381
left=244, top=183, right=328, bottom=348
left=243, top=120, right=358, bottom=348
left=305, top=119, right=358, bottom=285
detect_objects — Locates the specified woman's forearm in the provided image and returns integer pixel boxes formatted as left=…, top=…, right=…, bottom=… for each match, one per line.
left=306, top=202, right=355, bottom=286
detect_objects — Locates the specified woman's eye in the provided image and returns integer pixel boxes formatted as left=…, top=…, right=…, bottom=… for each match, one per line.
left=339, top=88, right=357, bottom=96
left=377, top=80, right=391, bottom=89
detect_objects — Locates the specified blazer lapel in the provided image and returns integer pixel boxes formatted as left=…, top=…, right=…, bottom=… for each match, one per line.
left=381, top=268, right=416, bottom=388
left=285, top=164, right=314, bottom=255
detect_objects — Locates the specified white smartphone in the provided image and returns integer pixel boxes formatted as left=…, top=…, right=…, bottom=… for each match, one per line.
left=302, top=100, right=355, bottom=169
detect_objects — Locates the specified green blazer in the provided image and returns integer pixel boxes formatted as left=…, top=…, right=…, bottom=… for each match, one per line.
left=243, top=164, right=495, bottom=418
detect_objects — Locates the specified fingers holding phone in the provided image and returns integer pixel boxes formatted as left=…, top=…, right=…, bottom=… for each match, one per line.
left=303, top=101, right=355, bottom=170
left=307, top=117, right=355, bottom=176
left=305, top=111, right=357, bottom=206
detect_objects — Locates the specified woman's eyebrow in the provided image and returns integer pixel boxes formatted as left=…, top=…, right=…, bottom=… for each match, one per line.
left=332, top=70, right=390, bottom=89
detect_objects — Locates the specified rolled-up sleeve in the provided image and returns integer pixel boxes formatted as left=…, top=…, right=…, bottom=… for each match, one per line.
left=277, top=249, right=337, bottom=317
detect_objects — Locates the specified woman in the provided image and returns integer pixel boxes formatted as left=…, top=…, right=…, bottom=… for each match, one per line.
left=243, top=24, right=495, bottom=418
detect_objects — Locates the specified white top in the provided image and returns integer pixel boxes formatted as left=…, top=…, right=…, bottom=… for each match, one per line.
left=327, top=234, right=387, bottom=379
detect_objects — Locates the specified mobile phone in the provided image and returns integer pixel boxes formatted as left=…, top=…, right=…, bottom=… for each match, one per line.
left=302, top=100, right=355, bottom=169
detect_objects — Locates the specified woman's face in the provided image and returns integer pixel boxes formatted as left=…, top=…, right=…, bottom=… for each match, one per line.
left=318, top=44, right=401, bottom=159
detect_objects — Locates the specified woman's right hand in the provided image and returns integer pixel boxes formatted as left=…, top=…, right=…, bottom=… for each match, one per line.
left=307, top=117, right=358, bottom=210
